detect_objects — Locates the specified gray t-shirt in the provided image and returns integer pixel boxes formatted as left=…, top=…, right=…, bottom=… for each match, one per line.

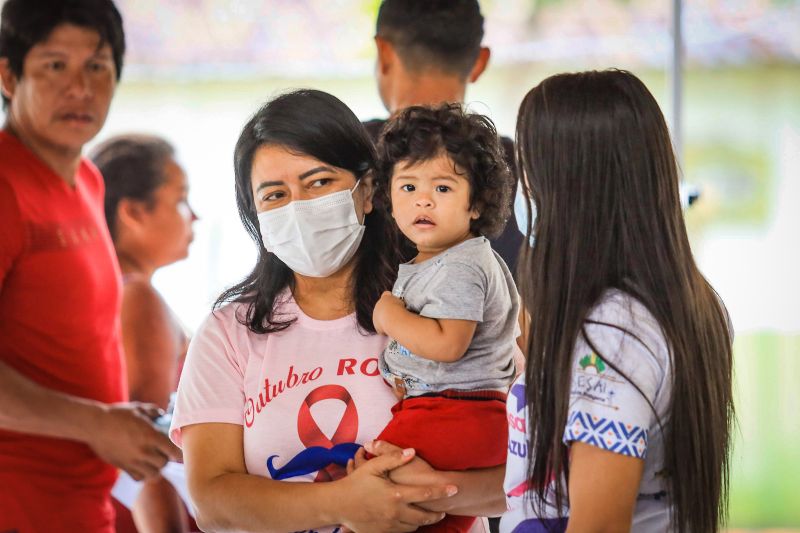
left=379, top=237, right=520, bottom=395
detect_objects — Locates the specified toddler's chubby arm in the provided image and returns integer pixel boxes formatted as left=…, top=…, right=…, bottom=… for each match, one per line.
left=373, top=291, right=476, bottom=363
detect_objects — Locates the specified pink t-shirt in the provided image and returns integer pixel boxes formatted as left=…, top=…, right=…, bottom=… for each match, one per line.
left=170, top=294, right=396, bottom=509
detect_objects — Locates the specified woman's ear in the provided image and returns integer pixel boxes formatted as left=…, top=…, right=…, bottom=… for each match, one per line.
left=115, top=198, right=148, bottom=236
left=359, top=173, right=375, bottom=216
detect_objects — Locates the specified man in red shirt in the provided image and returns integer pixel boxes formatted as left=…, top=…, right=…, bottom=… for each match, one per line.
left=0, top=1, right=180, bottom=531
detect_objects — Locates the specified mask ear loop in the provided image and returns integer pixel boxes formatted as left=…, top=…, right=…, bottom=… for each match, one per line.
left=351, top=178, right=367, bottom=225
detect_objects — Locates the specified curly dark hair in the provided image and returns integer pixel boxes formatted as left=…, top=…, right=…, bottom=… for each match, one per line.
left=375, top=103, right=511, bottom=238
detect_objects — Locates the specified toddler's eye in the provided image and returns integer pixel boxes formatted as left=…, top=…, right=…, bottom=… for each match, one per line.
left=400, top=184, right=415, bottom=192
left=435, top=185, right=451, bottom=193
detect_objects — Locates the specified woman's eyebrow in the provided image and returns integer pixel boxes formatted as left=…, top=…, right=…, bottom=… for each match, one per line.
left=255, top=180, right=284, bottom=193
left=254, top=165, right=337, bottom=192
left=298, top=166, right=336, bottom=180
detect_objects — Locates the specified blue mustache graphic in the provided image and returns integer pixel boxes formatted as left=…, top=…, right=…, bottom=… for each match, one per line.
left=267, top=442, right=361, bottom=480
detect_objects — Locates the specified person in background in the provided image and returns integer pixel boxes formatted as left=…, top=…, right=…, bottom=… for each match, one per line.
left=503, top=69, right=734, bottom=532
left=0, top=2, right=180, bottom=532
left=364, top=0, right=523, bottom=274
left=92, top=134, right=197, bottom=533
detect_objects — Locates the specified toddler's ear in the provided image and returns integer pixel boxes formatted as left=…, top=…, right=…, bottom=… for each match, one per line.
left=470, top=207, right=481, bottom=220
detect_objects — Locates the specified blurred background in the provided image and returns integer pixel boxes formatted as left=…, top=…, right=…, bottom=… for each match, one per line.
left=5, top=0, right=798, bottom=528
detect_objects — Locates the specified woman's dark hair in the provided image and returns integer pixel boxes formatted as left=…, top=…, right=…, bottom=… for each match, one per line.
left=90, top=134, right=175, bottom=241
left=219, top=89, right=399, bottom=334
left=376, top=103, right=511, bottom=238
left=0, top=0, right=125, bottom=108
left=516, top=70, right=733, bottom=532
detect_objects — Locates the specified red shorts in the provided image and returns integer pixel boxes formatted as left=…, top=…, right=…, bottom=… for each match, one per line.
left=375, top=391, right=508, bottom=533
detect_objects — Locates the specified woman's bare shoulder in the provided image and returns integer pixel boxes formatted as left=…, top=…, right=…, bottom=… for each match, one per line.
left=122, top=277, right=170, bottom=321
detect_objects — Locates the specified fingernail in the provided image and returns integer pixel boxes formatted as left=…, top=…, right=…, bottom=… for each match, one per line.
left=446, top=485, right=458, bottom=496
left=364, top=440, right=375, bottom=452
left=402, top=448, right=414, bottom=457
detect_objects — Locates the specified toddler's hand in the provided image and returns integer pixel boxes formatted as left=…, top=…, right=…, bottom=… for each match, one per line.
left=372, top=291, right=404, bottom=335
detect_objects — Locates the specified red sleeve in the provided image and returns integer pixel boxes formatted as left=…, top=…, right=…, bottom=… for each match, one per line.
left=0, top=178, right=24, bottom=290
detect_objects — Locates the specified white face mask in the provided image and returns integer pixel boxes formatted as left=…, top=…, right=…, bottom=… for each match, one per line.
left=257, top=180, right=366, bottom=278
left=514, top=181, right=537, bottom=245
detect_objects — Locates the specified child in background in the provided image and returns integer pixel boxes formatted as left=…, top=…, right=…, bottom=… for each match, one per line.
left=371, top=103, right=519, bottom=533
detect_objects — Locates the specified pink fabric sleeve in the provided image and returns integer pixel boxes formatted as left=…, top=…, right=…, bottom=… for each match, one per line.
left=170, top=307, right=248, bottom=447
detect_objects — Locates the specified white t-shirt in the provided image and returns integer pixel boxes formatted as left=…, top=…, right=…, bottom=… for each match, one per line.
left=501, top=290, right=673, bottom=532
left=170, top=294, right=396, bottom=533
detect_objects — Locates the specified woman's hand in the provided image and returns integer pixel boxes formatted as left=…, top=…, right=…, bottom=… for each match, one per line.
left=336, top=446, right=457, bottom=533
left=345, top=446, right=369, bottom=475
left=365, top=440, right=508, bottom=517
left=365, top=440, right=441, bottom=491
left=372, top=291, right=405, bottom=335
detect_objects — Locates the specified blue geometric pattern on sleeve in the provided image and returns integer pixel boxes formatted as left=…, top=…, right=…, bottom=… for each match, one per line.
left=563, top=410, right=648, bottom=458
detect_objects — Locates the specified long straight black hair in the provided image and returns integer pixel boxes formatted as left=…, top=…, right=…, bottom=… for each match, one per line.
left=515, top=70, right=734, bottom=532
left=217, top=89, right=400, bottom=334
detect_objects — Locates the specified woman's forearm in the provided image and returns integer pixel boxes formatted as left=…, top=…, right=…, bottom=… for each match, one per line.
left=185, top=425, right=455, bottom=533
left=385, top=457, right=507, bottom=518
left=422, top=465, right=507, bottom=517
left=192, top=472, right=341, bottom=532
left=185, top=423, right=345, bottom=532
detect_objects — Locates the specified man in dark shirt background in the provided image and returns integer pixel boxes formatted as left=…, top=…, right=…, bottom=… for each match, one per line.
left=364, top=0, right=523, bottom=275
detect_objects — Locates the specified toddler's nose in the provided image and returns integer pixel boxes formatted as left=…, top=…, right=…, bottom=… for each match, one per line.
left=415, top=195, right=433, bottom=208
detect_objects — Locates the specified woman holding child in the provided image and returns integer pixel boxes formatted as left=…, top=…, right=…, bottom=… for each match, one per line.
left=170, top=90, right=508, bottom=532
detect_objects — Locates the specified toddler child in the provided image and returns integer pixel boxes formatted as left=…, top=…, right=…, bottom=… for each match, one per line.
left=371, top=103, right=520, bottom=533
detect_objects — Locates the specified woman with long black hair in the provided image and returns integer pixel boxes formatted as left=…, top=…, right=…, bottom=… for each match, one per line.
left=503, top=70, right=734, bottom=532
